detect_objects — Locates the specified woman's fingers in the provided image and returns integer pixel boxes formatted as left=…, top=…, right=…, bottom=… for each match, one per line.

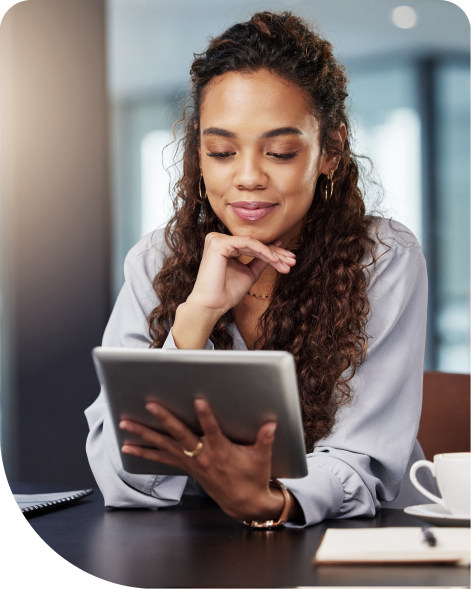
left=206, top=233, right=295, bottom=270
left=119, top=419, right=183, bottom=458
left=145, top=402, right=201, bottom=455
left=269, top=246, right=296, bottom=262
left=239, top=239, right=295, bottom=273
left=121, top=444, right=180, bottom=467
left=269, top=239, right=296, bottom=257
left=237, top=243, right=282, bottom=267
left=194, top=398, right=225, bottom=445
left=253, top=422, right=277, bottom=459
left=250, top=251, right=295, bottom=275
left=239, top=243, right=295, bottom=275
left=268, top=244, right=296, bottom=270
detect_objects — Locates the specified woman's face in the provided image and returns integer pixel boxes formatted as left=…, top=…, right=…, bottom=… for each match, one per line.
left=198, top=69, right=335, bottom=245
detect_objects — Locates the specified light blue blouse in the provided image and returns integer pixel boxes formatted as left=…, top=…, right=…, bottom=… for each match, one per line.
left=85, top=218, right=437, bottom=527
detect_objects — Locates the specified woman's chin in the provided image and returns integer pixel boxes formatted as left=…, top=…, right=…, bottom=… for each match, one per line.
left=219, top=217, right=275, bottom=241
left=229, top=226, right=281, bottom=244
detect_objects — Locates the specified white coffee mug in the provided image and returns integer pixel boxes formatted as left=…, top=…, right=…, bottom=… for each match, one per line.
left=410, top=452, right=470, bottom=516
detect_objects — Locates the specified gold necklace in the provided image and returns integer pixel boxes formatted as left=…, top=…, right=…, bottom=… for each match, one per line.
left=246, top=291, right=272, bottom=299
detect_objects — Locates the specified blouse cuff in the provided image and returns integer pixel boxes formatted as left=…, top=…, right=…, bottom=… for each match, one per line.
left=280, top=463, right=344, bottom=528
left=86, top=399, right=188, bottom=509
left=162, top=328, right=215, bottom=350
left=280, top=452, right=378, bottom=528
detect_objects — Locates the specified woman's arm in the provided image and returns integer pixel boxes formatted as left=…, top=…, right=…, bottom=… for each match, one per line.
left=85, top=231, right=191, bottom=508
left=280, top=220, right=429, bottom=527
left=115, top=220, right=429, bottom=524
left=85, top=389, right=187, bottom=508
left=171, top=232, right=295, bottom=349
left=85, top=229, right=295, bottom=510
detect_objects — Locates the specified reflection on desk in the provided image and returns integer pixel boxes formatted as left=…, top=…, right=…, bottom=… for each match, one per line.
left=10, top=482, right=470, bottom=588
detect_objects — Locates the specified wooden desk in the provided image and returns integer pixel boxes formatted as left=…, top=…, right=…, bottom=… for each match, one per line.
left=12, top=483, right=469, bottom=587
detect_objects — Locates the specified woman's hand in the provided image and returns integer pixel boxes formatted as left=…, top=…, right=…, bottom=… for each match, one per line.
left=119, top=399, right=295, bottom=522
left=172, top=233, right=296, bottom=349
left=189, top=233, right=295, bottom=313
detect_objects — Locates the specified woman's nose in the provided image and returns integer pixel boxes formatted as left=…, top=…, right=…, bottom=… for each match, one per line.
left=233, top=151, right=267, bottom=191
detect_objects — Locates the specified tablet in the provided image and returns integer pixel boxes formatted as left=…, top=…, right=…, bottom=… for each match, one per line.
left=92, top=347, right=308, bottom=479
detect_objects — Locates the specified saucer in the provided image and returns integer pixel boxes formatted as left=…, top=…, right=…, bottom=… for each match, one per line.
left=404, top=503, right=470, bottom=527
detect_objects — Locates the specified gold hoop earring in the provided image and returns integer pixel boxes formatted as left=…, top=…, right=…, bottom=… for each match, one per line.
left=199, top=173, right=207, bottom=199
left=324, top=170, right=334, bottom=202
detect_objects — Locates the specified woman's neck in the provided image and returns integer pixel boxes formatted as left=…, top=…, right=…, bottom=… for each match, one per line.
left=249, top=265, right=278, bottom=296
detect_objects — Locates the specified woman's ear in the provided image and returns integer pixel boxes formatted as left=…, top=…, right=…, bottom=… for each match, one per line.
left=319, top=124, right=347, bottom=175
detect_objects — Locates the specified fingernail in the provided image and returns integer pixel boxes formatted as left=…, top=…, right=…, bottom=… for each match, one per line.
left=146, top=403, right=160, bottom=415
left=122, top=445, right=132, bottom=454
left=119, top=421, right=132, bottom=432
left=266, top=423, right=277, bottom=437
left=195, top=399, right=206, bottom=411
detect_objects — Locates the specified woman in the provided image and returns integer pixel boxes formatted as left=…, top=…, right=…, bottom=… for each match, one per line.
left=86, top=11, right=435, bottom=527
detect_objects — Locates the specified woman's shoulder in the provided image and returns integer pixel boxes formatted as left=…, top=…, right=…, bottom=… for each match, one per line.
left=366, top=216, right=423, bottom=261
left=362, top=217, right=427, bottom=298
left=124, top=227, right=170, bottom=282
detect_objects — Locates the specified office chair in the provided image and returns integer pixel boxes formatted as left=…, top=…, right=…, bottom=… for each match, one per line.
left=418, top=371, right=470, bottom=461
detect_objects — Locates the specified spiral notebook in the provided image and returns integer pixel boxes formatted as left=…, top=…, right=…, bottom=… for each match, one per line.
left=14, top=489, right=93, bottom=515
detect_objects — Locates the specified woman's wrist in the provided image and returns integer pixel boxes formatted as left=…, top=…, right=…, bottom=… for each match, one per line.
left=254, top=485, right=286, bottom=521
left=238, top=485, right=301, bottom=524
left=264, top=487, right=303, bottom=522
left=172, top=300, right=222, bottom=349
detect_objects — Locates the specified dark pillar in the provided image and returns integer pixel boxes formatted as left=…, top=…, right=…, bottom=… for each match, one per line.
left=0, top=0, right=110, bottom=486
left=418, top=58, right=438, bottom=371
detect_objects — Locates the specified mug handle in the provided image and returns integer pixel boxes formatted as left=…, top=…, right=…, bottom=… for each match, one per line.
left=409, top=460, right=446, bottom=508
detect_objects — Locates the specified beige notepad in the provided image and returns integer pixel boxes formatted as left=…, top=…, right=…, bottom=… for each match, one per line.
left=313, top=527, right=470, bottom=565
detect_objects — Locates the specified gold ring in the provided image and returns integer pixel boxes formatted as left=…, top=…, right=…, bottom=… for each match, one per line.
left=183, top=440, right=203, bottom=458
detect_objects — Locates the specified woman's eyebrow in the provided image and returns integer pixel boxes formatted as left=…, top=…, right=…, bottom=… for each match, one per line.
left=202, top=126, right=303, bottom=138
left=203, top=127, right=236, bottom=138
left=263, top=127, right=303, bottom=138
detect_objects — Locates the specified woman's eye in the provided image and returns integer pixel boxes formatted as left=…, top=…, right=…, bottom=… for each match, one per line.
left=267, top=152, right=298, bottom=159
left=206, top=151, right=236, bottom=158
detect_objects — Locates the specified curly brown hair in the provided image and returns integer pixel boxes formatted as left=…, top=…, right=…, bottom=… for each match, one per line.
left=148, top=11, right=377, bottom=452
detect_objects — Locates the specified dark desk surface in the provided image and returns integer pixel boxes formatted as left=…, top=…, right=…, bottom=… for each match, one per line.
left=10, top=482, right=470, bottom=588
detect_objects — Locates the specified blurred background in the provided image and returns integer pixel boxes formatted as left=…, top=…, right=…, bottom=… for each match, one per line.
left=0, top=0, right=469, bottom=486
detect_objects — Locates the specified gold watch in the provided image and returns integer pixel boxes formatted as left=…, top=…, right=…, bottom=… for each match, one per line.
left=243, top=479, right=292, bottom=529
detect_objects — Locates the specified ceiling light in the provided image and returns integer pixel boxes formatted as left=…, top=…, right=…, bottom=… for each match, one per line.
left=392, top=6, right=418, bottom=29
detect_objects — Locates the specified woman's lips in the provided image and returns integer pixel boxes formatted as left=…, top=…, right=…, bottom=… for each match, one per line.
left=229, top=201, right=278, bottom=221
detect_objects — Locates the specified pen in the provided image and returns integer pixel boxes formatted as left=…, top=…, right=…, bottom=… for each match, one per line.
left=421, top=526, right=437, bottom=547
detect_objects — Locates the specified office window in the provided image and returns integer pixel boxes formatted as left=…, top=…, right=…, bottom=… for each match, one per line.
left=110, top=99, right=177, bottom=297
left=435, top=61, right=470, bottom=372
left=348, top=64, right=422, bottom=243
left=141, top=129, right=175, bottom=236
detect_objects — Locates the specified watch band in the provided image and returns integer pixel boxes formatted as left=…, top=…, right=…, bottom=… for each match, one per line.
left=243, top=479, right=292, bottom=529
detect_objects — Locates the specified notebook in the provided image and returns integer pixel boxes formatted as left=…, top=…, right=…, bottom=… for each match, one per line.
left=313, top=527, right=470, bottom=565
left=14, top=489, right=93, bottom=515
